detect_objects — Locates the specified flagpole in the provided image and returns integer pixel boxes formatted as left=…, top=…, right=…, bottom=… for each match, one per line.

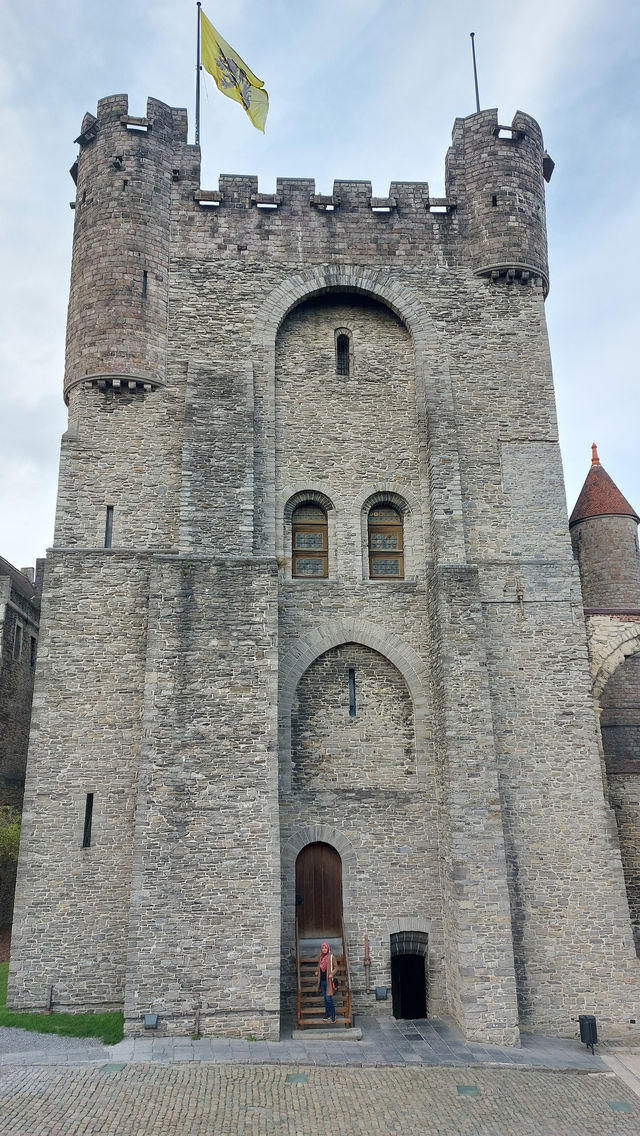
left=195, top=2, right=202, bottom=144
left=470, top=32, right=481, bottom=114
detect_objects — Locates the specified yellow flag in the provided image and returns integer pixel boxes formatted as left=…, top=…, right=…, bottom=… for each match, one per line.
left=200, top=11, right=269, bottom=132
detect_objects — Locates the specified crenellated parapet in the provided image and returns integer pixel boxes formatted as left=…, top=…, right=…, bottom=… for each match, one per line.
left=66, top=96, right=553, bottom=409
left=193, top=175, right=454, bottom=214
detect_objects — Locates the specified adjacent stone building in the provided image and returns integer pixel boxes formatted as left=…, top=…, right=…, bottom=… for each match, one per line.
left=8, top=95, right=640, bottom=1044
left=0, top=557, right=41, bottom=811
left=0, top=556, right=42, bottom=927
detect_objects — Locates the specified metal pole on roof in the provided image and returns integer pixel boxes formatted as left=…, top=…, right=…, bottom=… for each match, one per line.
left=470, top=32, right=481, bottom=114
left=195, top=3, right=202, bottom=144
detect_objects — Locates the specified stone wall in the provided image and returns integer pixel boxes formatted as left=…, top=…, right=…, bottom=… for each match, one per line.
left=483, top=596, right=639, bottom=1031
left=0, top=565, right=39, bottom=811
left=609, top=775, right=640, bottom=934
left=599, top=654, right=640, bottom=944
left=122, top=557, right=280, bottom=1038
left=601, top=654, right=640, bottom=761
left=9, top=551, right=149, bottom=1011
left=55, top=383, right=184, bottom=552
left=291, top=644, right=416, bottom=790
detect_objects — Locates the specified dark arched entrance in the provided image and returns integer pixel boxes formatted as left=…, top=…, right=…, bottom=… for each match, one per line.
left=390, top=930, right=428, bottom=1019
left=295, top=842, right=342, bottom=937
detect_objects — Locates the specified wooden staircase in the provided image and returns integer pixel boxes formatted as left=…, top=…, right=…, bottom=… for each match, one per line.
left=296, top=919, right=353, bottom=1029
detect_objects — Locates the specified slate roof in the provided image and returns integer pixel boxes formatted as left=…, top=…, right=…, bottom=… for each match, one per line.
left=0, top=555, right=36, bottom=602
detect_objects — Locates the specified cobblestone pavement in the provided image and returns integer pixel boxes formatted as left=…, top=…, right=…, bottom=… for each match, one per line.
left=0, top=1062, right=638, bottom=1136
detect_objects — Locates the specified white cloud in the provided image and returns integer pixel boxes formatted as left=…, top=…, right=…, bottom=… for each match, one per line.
left=1, top=0, right=639, bottom=566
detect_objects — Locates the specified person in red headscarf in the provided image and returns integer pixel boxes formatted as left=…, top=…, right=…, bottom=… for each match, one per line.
left=315, top=941, right=337, bottom=1023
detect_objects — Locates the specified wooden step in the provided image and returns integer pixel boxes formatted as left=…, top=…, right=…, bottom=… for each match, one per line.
left=301, top=1014, right=349, bottom=1020
left=296, top=929, right=352, bottom=1029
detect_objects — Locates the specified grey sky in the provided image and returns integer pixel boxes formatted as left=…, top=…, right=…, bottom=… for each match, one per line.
left=1, top=0, right=638, bottom=570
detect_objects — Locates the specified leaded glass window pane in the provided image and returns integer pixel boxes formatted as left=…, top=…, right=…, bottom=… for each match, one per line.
left=295, top=557, right=327, bottom=577
left=370, top=557, right=402, bottom=577
left=370, top=531, right=400, bottom=550
left=293, top=505, right=325, bottom=524
left=294, top=531, right=325, bottom=550
left=292, top=501, right=329, bottom=579
left=368, top=502, right=404, bottom=580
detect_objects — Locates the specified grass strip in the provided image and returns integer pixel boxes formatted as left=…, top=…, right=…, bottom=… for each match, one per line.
left=0, top=961, right=123, bottom=1044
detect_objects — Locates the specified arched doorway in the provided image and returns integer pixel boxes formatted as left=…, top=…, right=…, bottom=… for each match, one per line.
left=295, top=842, right=342, bottom=938
left=390, top=930, right=428, bottom=1019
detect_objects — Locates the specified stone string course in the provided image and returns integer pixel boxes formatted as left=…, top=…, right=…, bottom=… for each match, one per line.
left=8, top=94, right=639, bottom=1046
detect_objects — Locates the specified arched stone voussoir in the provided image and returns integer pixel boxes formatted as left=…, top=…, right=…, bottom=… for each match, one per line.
left=251, top=265, right=444, bottom=361
left=281, top=825, right=358, bottom=877
left=278, top=617, right=429, bottom=725
left=587, top=615, right=640, bottom=700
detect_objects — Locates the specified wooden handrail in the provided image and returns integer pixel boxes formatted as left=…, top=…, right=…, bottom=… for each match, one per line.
left=340, top=918, right=353, bottom=1027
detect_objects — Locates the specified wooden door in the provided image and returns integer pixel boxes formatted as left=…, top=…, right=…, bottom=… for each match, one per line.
left=295, top=842, right=342, bottom=937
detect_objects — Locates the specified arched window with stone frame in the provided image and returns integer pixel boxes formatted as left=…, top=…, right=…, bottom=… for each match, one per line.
left=292, top=501, right=329, bottom=578
left=367, top=503, right=404, bottom=579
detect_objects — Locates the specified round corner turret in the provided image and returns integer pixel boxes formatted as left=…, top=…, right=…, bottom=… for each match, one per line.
left=63, top=94, right=192, bottom=404
left=569, top=446, right=640, bottom=610
left=445, top=108, right=550, bottom=294
left=64, top=95, right=190, bottom=403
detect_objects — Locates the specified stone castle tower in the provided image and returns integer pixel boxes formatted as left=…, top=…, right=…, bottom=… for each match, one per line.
left=8, top=96, right=639, bottom=1043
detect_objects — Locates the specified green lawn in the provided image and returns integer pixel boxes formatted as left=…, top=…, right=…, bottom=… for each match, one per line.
left=0, top=962, right=124, bottom=1044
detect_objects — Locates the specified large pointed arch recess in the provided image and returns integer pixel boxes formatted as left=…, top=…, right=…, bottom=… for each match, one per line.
left=251, top=265, right=467, bottom=565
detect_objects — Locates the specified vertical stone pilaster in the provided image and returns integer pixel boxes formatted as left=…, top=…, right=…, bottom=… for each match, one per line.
left=123, top=555, right=280, bottom=1038
left=430, top=564, right=520, bottom=1046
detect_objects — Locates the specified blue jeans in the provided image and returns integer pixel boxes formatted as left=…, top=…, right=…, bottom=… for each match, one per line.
left=320, top=976, right=335, bottom=1020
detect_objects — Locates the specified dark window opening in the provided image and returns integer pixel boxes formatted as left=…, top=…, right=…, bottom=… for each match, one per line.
left=104, top=505, right=114, bottom=549
left=336, top=332, right=351, bottom=376
left=348, top=668, right=356, bottom=716
left=491, top=194, right=498, bottom=207
left=142, top=270, right=148, bottom=298
left=292, top=502, right=328, bottom=578
left=82, top=793, right=94, bottom=848
left=368, top=503, right=404, bottom=579
left=30, top=636, right=37, bottom=667
left=13, top=623, right=23, bottom=660
left=122, top=179, right=128, bottom=190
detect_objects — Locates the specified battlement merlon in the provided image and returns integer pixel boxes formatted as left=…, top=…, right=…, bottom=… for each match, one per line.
left=71, top=96, right=551, bottom=218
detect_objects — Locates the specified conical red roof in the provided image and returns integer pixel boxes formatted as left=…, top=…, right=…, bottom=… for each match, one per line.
left=569, top=445, right=639, bottom=528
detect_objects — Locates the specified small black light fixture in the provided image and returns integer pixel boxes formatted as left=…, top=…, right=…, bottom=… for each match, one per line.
left=578, top=1013, right=597, bottom=1054
left=375, top=986, right=388, bottom=1001
left=143, top=1012, right=159, bottom=1030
